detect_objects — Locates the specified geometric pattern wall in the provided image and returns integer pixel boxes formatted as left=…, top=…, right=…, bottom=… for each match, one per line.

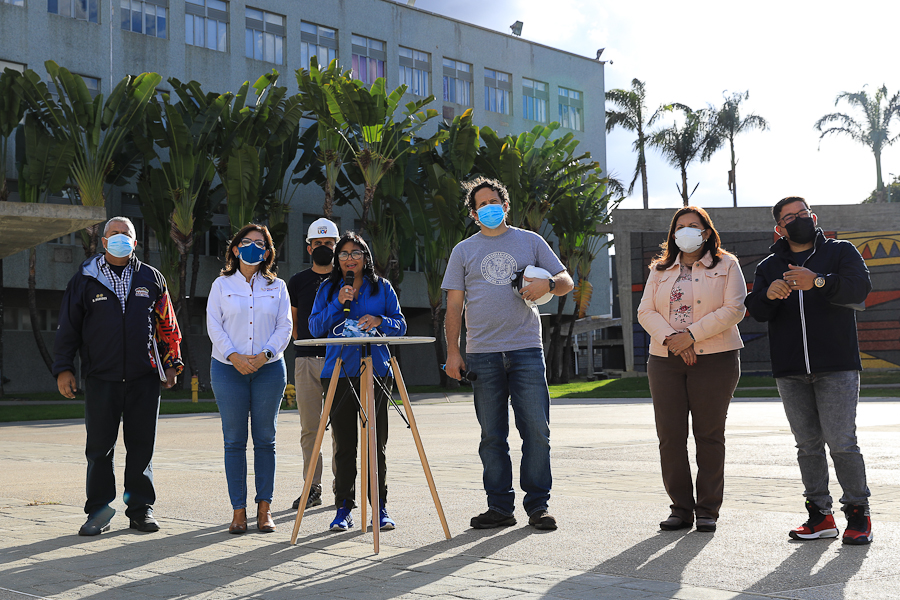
left=630, top=231, right=900, bottom=374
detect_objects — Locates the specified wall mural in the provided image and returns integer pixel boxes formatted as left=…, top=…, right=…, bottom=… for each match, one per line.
left=631, top=230, right=900, bottom=374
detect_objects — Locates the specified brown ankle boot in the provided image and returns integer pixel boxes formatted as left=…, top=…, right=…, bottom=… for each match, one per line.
left=229, top=508, right=247, bottom=534
left=257, top=501, right=275, bottom=533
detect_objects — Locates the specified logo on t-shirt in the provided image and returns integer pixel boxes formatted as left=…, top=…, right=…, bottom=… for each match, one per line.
left=481, top=252, right=517, bottom=285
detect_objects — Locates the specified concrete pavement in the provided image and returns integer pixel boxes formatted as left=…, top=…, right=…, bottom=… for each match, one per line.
left=2, top=394, right=900, bottom=599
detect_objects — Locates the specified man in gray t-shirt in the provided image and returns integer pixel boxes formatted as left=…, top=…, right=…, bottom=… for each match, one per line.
left=442, top=177, right=572, bottom=532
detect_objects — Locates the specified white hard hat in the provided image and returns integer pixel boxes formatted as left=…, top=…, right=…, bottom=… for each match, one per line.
left=511, top=265, right=555, bottom=307
left=306, top=218, right=339, bottom=243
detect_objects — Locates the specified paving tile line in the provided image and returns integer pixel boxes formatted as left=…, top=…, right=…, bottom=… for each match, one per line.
left=0, top=502, right=793, bottom=600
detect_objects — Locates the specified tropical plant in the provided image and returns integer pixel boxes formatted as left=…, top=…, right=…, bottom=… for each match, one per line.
left=605, top=78, right=663, bottom=209
left=863, top=174, right=900, bottom=203
left=649, top=104, right=719, bottom=206
left=815, top=85, right=900, bottom=203
left=711, top=91, right=768, bottom=207
left=12, top=62, right=161, bottom=255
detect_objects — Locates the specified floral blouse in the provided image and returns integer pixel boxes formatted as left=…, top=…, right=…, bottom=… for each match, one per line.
left=668, top=263, right=694, bottom=327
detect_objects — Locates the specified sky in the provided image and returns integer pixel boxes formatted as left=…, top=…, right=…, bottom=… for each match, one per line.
left=405, top=0, right=900, bottom=212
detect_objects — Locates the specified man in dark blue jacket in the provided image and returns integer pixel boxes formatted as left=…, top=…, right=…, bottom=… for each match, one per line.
left=53, top=217, right=183, bottom=536
left=745, top=197, right=873, bottom=545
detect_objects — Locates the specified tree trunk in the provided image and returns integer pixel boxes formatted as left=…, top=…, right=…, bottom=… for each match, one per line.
left=28, top=248, right=54, bottom=373
left=640, top=160, right=649, bottom=210
left=360, top=185, right=374, bottom=235
left=0, top=258, right=4, bottom=396
left=681, top=168, right=690, bottom=207
left=730, top=139, right=738, bottom=207
left=190, top=232, right=201, bottom=302
left=561, top=302, right=580, bottom=384
left=548, top=294, right=567, bottom=384
left=875, top=150, right=885, bottom=202
left=177, top=251, right=199, bottom=390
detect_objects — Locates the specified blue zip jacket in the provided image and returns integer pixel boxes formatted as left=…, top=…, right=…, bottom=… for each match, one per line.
left=52, top=254, right=184, bottom=382
left=744, top=229, right=871, bottom=377
left=308, top=276, right=406, bottom=378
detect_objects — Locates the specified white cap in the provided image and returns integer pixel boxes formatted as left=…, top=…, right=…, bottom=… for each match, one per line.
left=306, top=218, right=339, bottom=243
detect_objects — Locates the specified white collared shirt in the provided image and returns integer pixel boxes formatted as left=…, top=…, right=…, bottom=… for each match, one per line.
left=206, top=271, right=293, bottom=365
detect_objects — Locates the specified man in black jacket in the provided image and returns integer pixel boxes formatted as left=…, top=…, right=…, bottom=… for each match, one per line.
left=745, top=197, right=873, bottom=545
left=53, top=217, right=183, bottom=536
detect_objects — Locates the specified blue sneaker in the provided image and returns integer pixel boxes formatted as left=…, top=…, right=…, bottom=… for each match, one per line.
left=330, top=501, right=354, bottom=532
left=378, top=505, right=396, bottom=531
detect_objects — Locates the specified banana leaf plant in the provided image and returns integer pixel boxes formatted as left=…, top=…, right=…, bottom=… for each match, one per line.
left=13, top=62, right=161, bottom=255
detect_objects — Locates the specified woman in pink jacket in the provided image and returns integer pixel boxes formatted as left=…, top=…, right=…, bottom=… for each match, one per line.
left=637, top=206, right=746, bottom=533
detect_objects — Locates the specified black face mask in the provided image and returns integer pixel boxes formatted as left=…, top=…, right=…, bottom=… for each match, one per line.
left=785, top=217, right=816, bottom=245
left=311, top=245, right=334, bottom=266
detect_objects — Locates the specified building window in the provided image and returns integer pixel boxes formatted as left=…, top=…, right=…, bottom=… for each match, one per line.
left=121, top=0, right=167, bottom=38
left=48, top=0, right=99, bottom=23
left=245, top=7, right=284, bottom=64
left=399, top=47, right=429, bottom=97
left=1, top=0, right=25, bottom=7
left=558, top=87, right=583, bottom=131
left=48, top=74, right=100, bottom=99
left=185, top=0, right=228, bottom=53
left=442, top=58, right=472, bottom=106
left=522, top=78, right=548, bottom=122
left=484, top=69, right=511, bottom=115
left=0, top=59, right=26, bottom=73
left=4, top=308, right=59, bottom=332
left=351, top=35, right=385, bottom=85
left=300, top=22, right=337, bottom=70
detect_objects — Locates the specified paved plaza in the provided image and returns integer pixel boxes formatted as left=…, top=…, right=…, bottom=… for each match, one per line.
left=2, top=393, right=900, bottom=599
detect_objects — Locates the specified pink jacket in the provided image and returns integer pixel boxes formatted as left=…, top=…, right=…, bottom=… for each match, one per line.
left=637, top=251, right=746, bottom=358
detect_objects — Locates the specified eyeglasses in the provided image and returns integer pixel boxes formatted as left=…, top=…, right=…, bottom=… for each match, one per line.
left=779, top=209, right=811, bottom=225
left=239, top=238, right=267, bottom=250
left=338, top=250, right=365, bottom=261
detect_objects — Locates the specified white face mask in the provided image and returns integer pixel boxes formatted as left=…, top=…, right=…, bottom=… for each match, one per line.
left=673, top=227, right=705, bottom=253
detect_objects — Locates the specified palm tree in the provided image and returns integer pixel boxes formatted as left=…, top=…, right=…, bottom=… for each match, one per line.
left=712, top=91, right=768, bottom=207
left=649, top=104, right=719, bottom=206
left=815, top=85, right=900, bottom=203
left=605, top=79, right=663, bottom=209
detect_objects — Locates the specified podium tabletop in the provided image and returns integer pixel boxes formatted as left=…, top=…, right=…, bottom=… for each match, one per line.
left=294, top=336, right=435, bottom=347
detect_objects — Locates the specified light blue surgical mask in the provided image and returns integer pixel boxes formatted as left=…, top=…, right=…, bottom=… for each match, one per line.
left=105, top=234, right=135, bottom=258
left=238, top=243, right=267, bottom=266
left=476, top=204, right=506, bottom=229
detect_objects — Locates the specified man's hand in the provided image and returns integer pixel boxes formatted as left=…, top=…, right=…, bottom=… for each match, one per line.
left=766, top=279, right=792, bottom=300
left=229, top=353, right=259, bottom=375
left=57, top=371, right=77, bottom=399
left=666, top=331, right=694, bottom=355
left=163, top=368, right=178, bottom=389
left=680, top=347, right=697, bottom=366
left=521, top=277, right=551, bottom=302
left=783, top=265, right=816, bottom=292
left=444, top=351, right=466, bottom=381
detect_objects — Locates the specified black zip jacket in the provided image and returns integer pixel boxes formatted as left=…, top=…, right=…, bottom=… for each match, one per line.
left=744, top=229, right=871, bottom=378
left=52, top=254, right=183, bottom=382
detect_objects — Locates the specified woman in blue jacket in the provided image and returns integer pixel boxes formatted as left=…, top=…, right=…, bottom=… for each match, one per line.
left=309, top=232, right=406, bottom=532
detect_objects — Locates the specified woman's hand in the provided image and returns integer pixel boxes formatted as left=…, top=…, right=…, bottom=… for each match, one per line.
left=358, top=314, right=382, bottom=332
left=666, top=331, right=694, bottom=355
left=680, top=347, right=697, bottom=366
left=248, top=352, right=268, bottom=369
left=228, top=353, right=258, bottom=375
left=338, top=284, right=357, bottom=306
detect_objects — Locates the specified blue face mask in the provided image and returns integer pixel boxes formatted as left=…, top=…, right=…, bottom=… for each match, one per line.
left=476, top=204, right=506, bottom=229
left=106, top=234, right=135, bottom=258
left=238, top=244, right=267, bottom=266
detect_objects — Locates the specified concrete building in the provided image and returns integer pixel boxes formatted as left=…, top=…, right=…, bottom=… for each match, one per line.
left=0, top=0, right=609, bottom=392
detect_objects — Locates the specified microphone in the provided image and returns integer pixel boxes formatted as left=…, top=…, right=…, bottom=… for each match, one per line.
left=342, top=272, right=354, bottom=315
left=441, top=364, right=478, bottom=382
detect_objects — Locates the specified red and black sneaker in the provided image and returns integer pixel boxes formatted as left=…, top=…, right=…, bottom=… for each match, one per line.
left=789, top=500, right=839, bottom=540
left=842, top=504, right=873, bottom=545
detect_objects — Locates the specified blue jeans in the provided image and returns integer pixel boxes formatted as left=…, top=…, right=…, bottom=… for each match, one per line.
left=210, top=358, right=286, bottom=510
left=467, top=348, right=552, bottom=517
left=776, top=370, right=870, bottom=509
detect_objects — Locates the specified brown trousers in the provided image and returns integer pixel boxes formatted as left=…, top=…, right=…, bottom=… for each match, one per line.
left=647, top=350, right=740, bottom=521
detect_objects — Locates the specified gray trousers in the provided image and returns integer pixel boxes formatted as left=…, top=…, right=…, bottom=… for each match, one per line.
left=294, top=356, right=336, bottom=487
left=776, top=370, right=870, bottom=509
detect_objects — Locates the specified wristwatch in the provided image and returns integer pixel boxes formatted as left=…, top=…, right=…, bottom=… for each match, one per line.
left=548, top=278, right=556, bottom=292
left=264, top=349, right=274, bottom=360
left=814, top=274, right=826, bottom=288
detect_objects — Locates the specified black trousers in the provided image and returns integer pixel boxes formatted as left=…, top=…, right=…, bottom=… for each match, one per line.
left=84, top=371, right=161, bottom=518
left=323, top=376, right=391, bottom=509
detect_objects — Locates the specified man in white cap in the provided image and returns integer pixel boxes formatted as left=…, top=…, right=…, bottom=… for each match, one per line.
left=287, top=218, right=340, bottom=509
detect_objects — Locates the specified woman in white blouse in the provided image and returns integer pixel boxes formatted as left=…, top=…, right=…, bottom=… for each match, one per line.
left=207, top=224, right=292, bottom=535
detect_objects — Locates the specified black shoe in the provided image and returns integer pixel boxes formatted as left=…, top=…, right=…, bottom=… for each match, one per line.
left=292, top=484, right=323, bottom=510
left=528, top=510, right=557, bottom=531
left=79, top=505, right=116, bottom=536
left=695, top=517, right=717, bottom=532
left=659, top=515, right=691, bottom=531
left=470, top=509, right=516, bottom=529
left=129, top=511, right=160, bottom=533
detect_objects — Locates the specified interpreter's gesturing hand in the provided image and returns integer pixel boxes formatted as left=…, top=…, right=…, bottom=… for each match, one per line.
left=766, top=279, right=792, bottom=300
left=680, top=347, right=697, bottom=366
left=358, top=315, right=382, bottom=332
left=228, top=353, right=258, bottom=375
left=783, top=265, right=815, bottom=292
left=57, top=370, right=77, bottom=399
left=666, top=331, right=694, bottom=355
